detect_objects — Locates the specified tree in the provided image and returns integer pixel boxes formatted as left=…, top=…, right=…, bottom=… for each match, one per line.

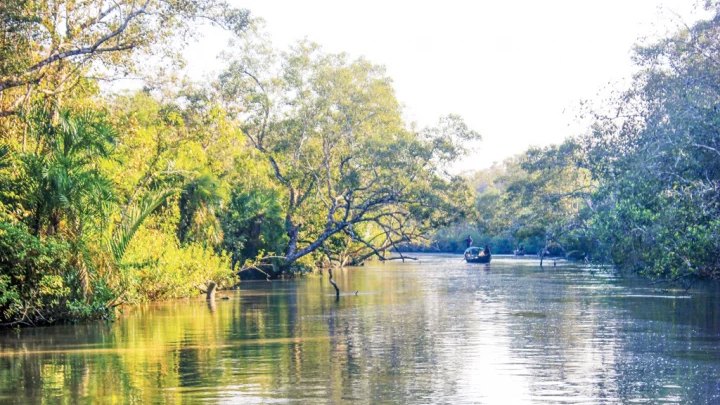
left=218, top=39, right=480, bottom=266
left=20, top=106, right=114, bottom=237
left=177, top=171, right=226, bottom=247
left=504, top=141, right=594, bottom=264
left=582, top=4, right=720, bottom=279
left=0, top=105, right=118, bottom=323
left=222, top=188, right=286, bottom=267
left=0, top=0, right=250, bottom=117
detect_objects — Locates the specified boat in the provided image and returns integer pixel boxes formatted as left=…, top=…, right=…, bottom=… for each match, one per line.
left=513, top=250, right=525, bottom=256
left=464, top=247, right=491, bottom=263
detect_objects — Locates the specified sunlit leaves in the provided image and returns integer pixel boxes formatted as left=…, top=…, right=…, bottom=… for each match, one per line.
left=220, top=38, right=478, bottom=265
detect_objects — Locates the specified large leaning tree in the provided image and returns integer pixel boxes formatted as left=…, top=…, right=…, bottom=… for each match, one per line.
left=218, top=38, right=480, bottom=266
left=0, top=0, right=250, bottom=118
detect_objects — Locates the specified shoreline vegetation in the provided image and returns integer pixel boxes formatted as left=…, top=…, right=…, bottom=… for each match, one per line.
left=2, top=1, right=720, bottom=326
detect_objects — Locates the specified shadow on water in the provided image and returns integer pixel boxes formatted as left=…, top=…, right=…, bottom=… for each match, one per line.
left=1, top=254, right=720, bottom=404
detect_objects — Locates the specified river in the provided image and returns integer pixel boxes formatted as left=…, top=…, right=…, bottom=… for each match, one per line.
left=1, top=254, right=720, bottom=404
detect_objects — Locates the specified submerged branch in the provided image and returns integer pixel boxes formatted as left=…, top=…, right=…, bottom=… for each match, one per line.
left=328, top=268, right=340, bottom=299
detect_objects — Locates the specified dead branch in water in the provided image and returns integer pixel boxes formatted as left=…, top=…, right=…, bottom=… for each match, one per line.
left=328, top=268, right=340, bottom=299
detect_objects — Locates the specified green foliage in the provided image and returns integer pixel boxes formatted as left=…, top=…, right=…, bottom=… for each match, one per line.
left=0, top=0, right=251, bottom=116
left=5, top=0, right=720, bottom=330
left=0, top=221, right=81, bottom=325
left=177, top=171, right=226, bottom=247
left=110, top=189, right=176, bottom=263
left=122, top=227, right=235, bottom=301
left=415, top=144, right=593, bottom=259
left=223, top=188, right=286, bottom=266
left=219, top=37, right=480, bottom=267
left=19, top=106, right=116, bottom=237
left=1, top=1, right=254, bottom=326
left=0, top=100, right=238, bottom=325
left=581, top=6, right=720, bottom=279
left=428, top=5, right=720, bottom=279
left=0, top=106, right=126, bottom=325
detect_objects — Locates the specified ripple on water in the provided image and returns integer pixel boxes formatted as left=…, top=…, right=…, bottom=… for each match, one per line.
left=1, top=254, right=720, bottom=404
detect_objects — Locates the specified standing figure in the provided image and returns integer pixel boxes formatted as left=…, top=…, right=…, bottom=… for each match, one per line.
left=464, top=235, right=474, bottom=249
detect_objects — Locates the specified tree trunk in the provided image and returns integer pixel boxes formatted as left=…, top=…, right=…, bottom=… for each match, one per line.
left=539, top=237, right=549, bottom=267
left=285, top=221, right=299, bottom=258
left=206, top=282, right=216, bottom=300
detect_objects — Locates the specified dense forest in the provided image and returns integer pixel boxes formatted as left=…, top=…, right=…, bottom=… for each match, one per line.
left=0, top=0, right=477, bottom=325
left=1, top=0, right=720, bottom=326
left=423, top=6, right=720, bottom=282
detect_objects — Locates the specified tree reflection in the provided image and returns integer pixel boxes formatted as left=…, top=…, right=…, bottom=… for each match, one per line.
left=0, top=259, right=719, bottom=404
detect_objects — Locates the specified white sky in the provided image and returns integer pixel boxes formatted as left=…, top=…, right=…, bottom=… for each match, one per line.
left=178, top=0, right=711, bottom=172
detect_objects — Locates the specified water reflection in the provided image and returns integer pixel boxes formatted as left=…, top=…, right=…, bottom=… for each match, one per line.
left=1, top=254, right=720, bottom=404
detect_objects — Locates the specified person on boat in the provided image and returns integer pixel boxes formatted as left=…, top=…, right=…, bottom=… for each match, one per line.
left=464, top=235, right=473, bottom=249
left=483, top=245, right=491, bottom=257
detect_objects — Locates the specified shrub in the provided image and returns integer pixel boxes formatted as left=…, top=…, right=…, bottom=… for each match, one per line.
left=122, top=227, right=236, bottom=301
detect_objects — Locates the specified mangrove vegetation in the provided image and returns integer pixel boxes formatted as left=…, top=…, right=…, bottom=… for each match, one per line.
left=0, top=0, right=477, bottom=325
left=2, top=0, right=720, bottom=326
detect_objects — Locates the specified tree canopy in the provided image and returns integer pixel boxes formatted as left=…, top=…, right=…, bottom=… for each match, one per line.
left=6, top=0, right=720, bottom=327
left=218, top=40, right=480, bottom=265
left=0, top=0, right=250, bottom=116
left=424, top=3, right=720, bottom=282
left=0, top=10, right=481, bottom=324
left=580, top=7, right=720, bottom=279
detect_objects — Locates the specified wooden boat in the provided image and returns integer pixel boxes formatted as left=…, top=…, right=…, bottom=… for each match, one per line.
left=464, top=247, right=491, bottom=263
left=467, top=254, right=491, bottom=263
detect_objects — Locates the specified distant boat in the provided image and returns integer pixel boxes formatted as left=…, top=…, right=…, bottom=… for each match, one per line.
left=464, top=247, right=491, bottom=263
left=514, top=249, right=525, bottom=256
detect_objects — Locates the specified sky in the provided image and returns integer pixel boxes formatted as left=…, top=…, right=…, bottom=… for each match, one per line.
left=178, top=0, right=711, bottom=172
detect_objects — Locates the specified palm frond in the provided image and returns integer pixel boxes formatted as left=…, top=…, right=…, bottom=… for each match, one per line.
left=0, top=144, right=10, bottom=169
left=109, top=189, right=177, bottom=263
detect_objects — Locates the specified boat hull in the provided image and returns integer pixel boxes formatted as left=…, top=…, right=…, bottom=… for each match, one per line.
left=466, top=254, right=491, bottom=264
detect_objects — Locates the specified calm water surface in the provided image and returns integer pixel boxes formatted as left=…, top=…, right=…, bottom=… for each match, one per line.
left=2, top=255, right=720, bottom=404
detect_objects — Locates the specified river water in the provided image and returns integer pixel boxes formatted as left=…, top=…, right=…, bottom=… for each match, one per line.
left=1, top=254, right=720, bottom=404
